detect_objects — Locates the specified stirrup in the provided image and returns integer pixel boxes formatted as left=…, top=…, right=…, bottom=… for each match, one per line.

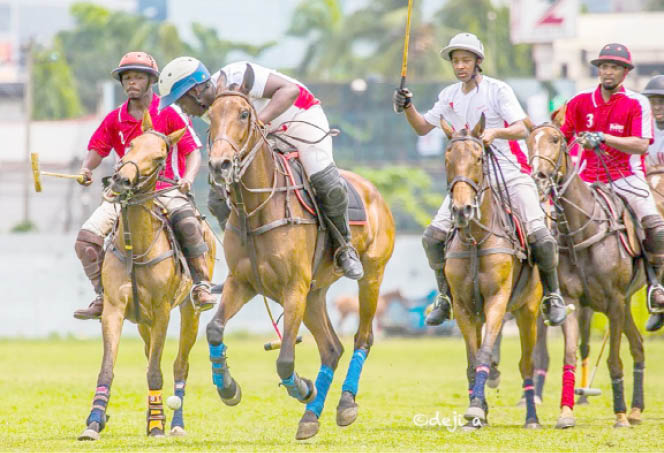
left=647, top=284, right=664, bottom=314
left=540, top=293, right=574, bottom=326
left=190, top=281, right=215, bottom=312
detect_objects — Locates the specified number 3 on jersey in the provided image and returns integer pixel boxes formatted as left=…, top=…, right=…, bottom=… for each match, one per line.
left=586, top=113, right=594, bottom=128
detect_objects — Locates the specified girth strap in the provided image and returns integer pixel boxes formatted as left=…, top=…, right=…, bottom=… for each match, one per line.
left=446, top=247, right=526, bottom=260
left=110, top=246, right=175, bottom=267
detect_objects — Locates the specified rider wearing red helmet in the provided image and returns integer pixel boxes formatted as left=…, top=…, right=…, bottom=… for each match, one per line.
left=72, top=51, right=215, bottom=320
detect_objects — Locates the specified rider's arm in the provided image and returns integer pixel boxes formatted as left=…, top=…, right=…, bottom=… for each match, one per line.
left=182, top=149, right=202, bottom=183
left=81, top=149, right=104, bottom=172
left=603, top=135, right=650, bottom=155
left=404, top=104, right=435, bottom=136
left=257, top=73, right=300, bottom=125
left=485, top=120, right=528, bottom=142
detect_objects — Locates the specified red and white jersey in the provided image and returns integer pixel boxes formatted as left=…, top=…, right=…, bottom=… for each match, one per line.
left=645, top=125, right=664, bottom=168
left=209, top=61, right=320, bottom=133
left=561, top=84, right=654, bottom=183
left=423, top=76, right=531, bottom=174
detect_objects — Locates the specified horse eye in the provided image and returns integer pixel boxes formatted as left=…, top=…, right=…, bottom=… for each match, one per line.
left=552, top=136, right=560, bottom=143
left=240, top=110, right=249, bottom=120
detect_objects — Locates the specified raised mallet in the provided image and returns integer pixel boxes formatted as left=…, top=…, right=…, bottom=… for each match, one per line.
left=30, top=152, right=85, bottom=192
left=575, top=328, right=610, bottom=397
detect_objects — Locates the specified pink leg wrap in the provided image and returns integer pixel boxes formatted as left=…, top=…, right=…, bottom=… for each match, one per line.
left=561, top=364, right=575, bottom=409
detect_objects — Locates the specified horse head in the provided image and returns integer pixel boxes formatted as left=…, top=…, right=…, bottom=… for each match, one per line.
left=526, top=104, right=569, bottom=199
left=109, top=110, right=186, bottom=197
left=207, top=90, right=263, bottom=186
left=444, top=114, right=486, bottom=229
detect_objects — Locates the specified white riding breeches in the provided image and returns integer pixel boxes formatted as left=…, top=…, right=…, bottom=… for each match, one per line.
left=269, top=104, right=334, bottom=177
left=430, top=166, right=547, bottom=236
left=80, top=190, right=192, bottom=237
left=604, top=173, right=660, bottom=222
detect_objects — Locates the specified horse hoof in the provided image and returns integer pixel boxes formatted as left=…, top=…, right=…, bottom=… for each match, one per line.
left=614, top=413, right=631, bottom=428
left=461, top=420, right=485, bottom=432
left=301, top=377, right=317, bottom=404
left=296, top=410, right=320, bottom=440
left=464, top=404, right=486, bottom=422
left=148, top=428, right=165, bottom=437
left=336, top=391, right=358, bottom=427
left=576, top=395, right=590, bottom=405
left=524, top=419, right=541, bottom=429
left=555, top=417, right=576, bottom=429
left=78, top=427, right=100, bottom=441
left=169, top=426, right=186, bottom=436
left=219, top=378, right=242, bottom=406
left=628, top=408, right=642, bottom=425
left=487, top=376, right=500, bottom=389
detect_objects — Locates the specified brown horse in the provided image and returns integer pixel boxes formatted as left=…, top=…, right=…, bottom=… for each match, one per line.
left=333, top=288, right=405, bottom=332
left=78, top=112, right=216, bottom=440
left=526, top=106, right=645, bottom=428
left=204, top=91, right=395, bottom=440
left=442, top=116, right=542, bottom=430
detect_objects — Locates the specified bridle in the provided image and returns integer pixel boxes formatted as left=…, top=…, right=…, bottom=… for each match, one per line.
left=527, top=123, right=569, bottom=190
left=446, top=135, right=487, bottom=226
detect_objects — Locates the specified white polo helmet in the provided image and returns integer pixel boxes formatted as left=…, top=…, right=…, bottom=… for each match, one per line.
left=440, top=33, right=485, bottom=61
left=158, top=56, right=211, bottom=111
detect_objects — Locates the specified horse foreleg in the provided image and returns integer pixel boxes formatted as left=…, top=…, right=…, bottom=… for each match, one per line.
left=534, top=314, right=549, bottom=402
left=556, top=299, right=579, bottom=429
left=337, top=272, right=383, bottom=428
left=169, top=301, right=201, bottom=436
left=606, top=302, right=628, bottom=428
left=297, top=288, right=344, bottom=440
left=454, top=301, right=481, bottom=429
left=206, top=276, right=255, bottom=406
left=78, top=304, right=124, bottom=441
left=576, top=306, right=593, bottom=405
left=277, top=285, right=315, bottom=404
left=513, top=298, right=540, bottom=429
left=146, top=309, right=170, bottom=437
left=623, top=299, right=645, bottom=425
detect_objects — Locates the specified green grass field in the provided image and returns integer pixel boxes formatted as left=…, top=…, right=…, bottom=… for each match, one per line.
left=1, top=333, right=664, bottom=452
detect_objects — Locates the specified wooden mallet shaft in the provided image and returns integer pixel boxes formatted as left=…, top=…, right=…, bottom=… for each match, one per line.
left=264, top=335, right=303, bottom=351
left=400, top=0, right=414, bottom=90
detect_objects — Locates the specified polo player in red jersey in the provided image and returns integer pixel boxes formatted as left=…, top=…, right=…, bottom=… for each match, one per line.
left=72, top=52, right=215, bottom=320
left=561, top=44, right=664, bottom=323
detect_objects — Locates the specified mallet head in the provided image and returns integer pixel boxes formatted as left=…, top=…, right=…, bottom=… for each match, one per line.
left=30, top=153, right=42, bottom=192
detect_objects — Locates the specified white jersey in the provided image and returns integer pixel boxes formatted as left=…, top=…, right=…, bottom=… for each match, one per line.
left=645, top=125, right=664, bottom=167
left=423, top=76, right=530, bottom=174
left=208, top=61, right=320, bottom=133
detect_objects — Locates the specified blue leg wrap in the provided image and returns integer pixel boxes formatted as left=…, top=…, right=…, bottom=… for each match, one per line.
left=342, top=349, right=367, bottom=396
left=209, top=343, right=227, bottom=389
left=85, top=386, right=109, bottom=431
left=306, top=365, right=334, bottom=418
left=472, top=364, right=490, bottom=402
left=523, top=378, right=538, bottom=422
left=282, top=372, right=304, bottom=400
left=171, top=381, right=185, bottom=428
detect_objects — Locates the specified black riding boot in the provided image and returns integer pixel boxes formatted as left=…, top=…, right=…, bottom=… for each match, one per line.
left=529, top=228, right=568, bottom=327
left=310, top=164, right=364, bottom=280
left=422, top=225, right=452, bottom=325
left=642, top=214, right=664, bottom=331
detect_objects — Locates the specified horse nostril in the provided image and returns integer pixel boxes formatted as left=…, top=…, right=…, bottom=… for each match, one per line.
left=220, top=160, right=231, bottom=171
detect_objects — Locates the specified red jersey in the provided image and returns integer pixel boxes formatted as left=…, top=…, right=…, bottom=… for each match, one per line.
left=561, top=85, right=653, bottom=183
left=88, top=93, right=201, bottom=190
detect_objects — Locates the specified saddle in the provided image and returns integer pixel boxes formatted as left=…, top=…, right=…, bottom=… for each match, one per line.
left=276, top=151, right=368, bottom=225
left=590, top=183, right=641, bottom=258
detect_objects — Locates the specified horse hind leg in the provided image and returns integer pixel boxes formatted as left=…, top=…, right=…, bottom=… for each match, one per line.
left=336, top=269, right=384, bottom=428
left=169, top=302, right=201, bottom=436
left=606, top=304, right=629, bottom=428
left=576, top=306, right=593, bottom=405
left=296, top=288, right=344, bottom=440
left=513, top=298, right=541, bottom=429
left=556, top=302, right=579, bottom=429
left=78, top=305, right=124, bottom=441
left=623, top=300, right=645, bottom=426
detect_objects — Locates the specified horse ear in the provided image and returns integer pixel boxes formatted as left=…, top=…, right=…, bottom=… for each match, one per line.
left=471, top=113, right=485, bottom=138
left=552, top=103, right=567, bottom=128
left=440, top=118, right=454, bottom=140
left=215, top=71, right=227, bottom=97
left=167, top=128, right=187, bottom=146
left=239, top=63, right=255, bottom=95
left=142, top=109, right=153, bottom=132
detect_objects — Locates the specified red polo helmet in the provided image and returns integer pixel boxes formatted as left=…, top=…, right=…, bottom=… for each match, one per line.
left=590, top=43, right=634, bottom=70
left=111, top=51, right=159, bottom=82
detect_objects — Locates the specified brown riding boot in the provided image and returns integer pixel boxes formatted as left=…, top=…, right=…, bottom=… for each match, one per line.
left=188, top=255, right=216, bottom=312
left=73, top=229, right=105, bottom=320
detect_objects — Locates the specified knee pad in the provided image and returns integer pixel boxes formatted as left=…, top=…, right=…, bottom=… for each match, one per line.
left=171, top=209, right=208, bottom=258
left=422, top=225, right=449, bottom=269
left=642, top=215, right=664, bottom=257
left=310, top=164, right=348, bottom=217
left=529, top=228, right=558, bottom=272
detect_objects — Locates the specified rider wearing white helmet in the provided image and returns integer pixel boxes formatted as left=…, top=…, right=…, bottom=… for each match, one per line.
left=158, top=57, right=364, bottom=280
left=393, top=32, right=568, bottom=328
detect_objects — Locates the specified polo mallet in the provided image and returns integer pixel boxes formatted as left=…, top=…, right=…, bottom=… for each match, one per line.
left=261, top=295, right=304, bottom=351
left=575, top=328, right=610, bottom=397
left=393, top=0, right=414, bottom=113
left=30, top=152, right=85, bottom=192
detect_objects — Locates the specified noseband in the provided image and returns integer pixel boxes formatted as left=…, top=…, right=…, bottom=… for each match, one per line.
left=528, top=123, right=568, bottom=185
left=446, top=135, right=486, bottom=223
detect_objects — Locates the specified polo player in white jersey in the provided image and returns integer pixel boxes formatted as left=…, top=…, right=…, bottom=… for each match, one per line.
left=393, top=32, right=568, bottom=327
left=158, top=57, right=364, bottom=280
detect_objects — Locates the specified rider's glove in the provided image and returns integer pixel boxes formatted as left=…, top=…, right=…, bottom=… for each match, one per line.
left=393, top=88, right=413, bottom=113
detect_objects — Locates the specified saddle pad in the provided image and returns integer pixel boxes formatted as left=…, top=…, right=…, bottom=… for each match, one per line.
left=279, top=152, right=367, bottom=225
